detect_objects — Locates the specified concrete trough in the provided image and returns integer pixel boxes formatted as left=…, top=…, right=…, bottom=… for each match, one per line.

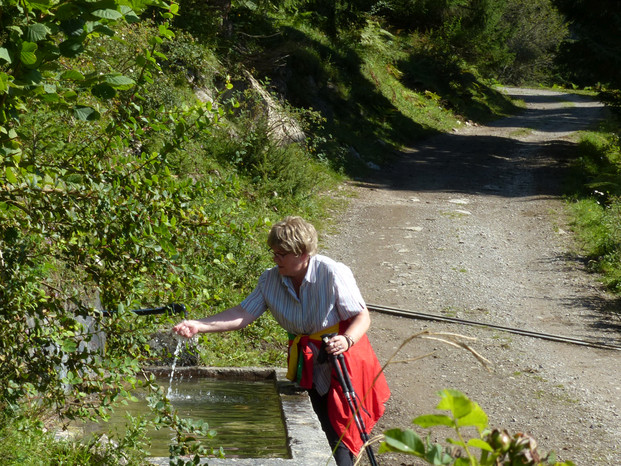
left=144, top=367, right=336, bottom=465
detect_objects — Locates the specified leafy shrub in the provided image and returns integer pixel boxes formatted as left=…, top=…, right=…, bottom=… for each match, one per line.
left=381, top=389, right=574, bottom=466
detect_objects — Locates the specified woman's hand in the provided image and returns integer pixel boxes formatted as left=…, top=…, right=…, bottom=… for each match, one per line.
left=172, top=320, right=204, bottom=338
left=326, top=334, right=350, bottom=355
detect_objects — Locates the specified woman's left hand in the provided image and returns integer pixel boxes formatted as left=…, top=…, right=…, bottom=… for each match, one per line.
left=326, top=334, right=349, bottom=355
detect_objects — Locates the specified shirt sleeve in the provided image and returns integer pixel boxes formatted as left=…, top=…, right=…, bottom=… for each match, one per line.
left=333, top=262, right=366, bottom=320
left=240, top=271, right=269, bottom=318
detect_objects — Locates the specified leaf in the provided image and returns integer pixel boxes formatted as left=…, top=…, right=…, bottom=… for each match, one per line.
left=92, top=9, right=124, bottom=20
left=456, top=402, right=488, bottom=431
left=74, top=105, right=100, bottom=121
left=0, top=73, right=10, bottom=93
left=413, top=414, right=454, bottom=428
left=436, top=389, right=473, bottom=419
left=104, top=73, right=135, bottom=89
left=454, top=458, right=471, bottom=466
left=380, top=428, right=425, bottom=455
left=59, top=18, right=85, bottom=36
left=20, top=69, right=43, bottom=85
left=92, top=83, right=117, bottom=99
left=20, top=42, right=38, bottom=65
left=467, top=438, right=493, bottom=451
left=446, top=437, right=466, bottom=448
left=25, top=23, right=51, bottom=42
left=5, top=167, right=18, bottom=184
left=0, top=48, right=11, bottom=64
left=62, top=339, right=78, bottom=353
left=425, top=443, right=453, bottom=465
left=59, top=39, right=84, bottom=58
left=60, top=70, right=85, bottom=81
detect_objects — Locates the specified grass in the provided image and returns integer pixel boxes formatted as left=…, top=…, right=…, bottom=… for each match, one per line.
left=565, top=118, right=621, bottom=296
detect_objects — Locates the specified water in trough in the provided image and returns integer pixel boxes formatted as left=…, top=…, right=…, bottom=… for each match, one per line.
left=82, top=373, right=289, bottom=458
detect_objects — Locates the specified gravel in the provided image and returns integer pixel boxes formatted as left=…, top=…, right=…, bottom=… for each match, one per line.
left=321, top=88, right=621, bottom=465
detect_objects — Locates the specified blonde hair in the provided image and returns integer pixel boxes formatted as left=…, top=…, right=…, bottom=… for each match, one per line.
left=267, top=216, right=318, bottom=256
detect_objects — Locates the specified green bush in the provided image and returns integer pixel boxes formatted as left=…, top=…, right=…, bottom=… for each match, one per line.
left=567, top=123, right=621, bottom=294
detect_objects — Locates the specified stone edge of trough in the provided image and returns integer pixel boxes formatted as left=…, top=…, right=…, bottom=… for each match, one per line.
left=145, top=366, right=336, bottom=465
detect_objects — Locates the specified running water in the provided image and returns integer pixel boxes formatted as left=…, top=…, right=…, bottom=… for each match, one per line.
left=167, top=339, right=183, bottom=399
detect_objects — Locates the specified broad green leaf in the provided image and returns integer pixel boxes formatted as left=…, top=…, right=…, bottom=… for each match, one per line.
left=60, top=70, right=85, bottom=81
left=158, top=24, right=175, bottom=40
left=59, top=18, right=85, bottom=36
left=436, top=389, right=473, bottom=419
left=0, top=48, right=11, bottom=64
left=456, top=403, right=488, bottom=431
left=27, top=0, right=54, bottom=11
left=413, top=414, right=454, bottom=428
left=93, top=24, right=115, bottom=37
left=454, top=458, right=470, bottom=466
left=74, top=105, right=100, bottom=121
left=425, top=443, right=453, bottom=465
left=59, top=39, right=84, bottom=58
left=5, top=167, right=18, bottom=184
left=120, top=5, right=141, bottom=22
left=467, top=438, right=493, bottom=451
left=20, top=69, right=43, bottom=85
left=104, top=73, right=135, bottom=89
left=92, top=9, right=123, bottom=20
left=0, top=73, right=10, bottom=93
left=125, top=11, right=140, bottom=23
left=64, top=371, right=83, bottom=384
left=62, top=339, right=78, bottom=353
left=25, top=23, right=51, bottom=42
left=92, top=83, right=117, bottom=99
left=20, top=42, right=38, bottom=65
left=380, top=428, right=425, bottom=455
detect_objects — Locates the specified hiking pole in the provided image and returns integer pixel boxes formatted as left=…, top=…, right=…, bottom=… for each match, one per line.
left=323, top=335, right=379, bottom=466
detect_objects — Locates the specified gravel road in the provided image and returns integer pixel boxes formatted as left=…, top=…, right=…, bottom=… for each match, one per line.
left=322, top=88, right=621, bottom=465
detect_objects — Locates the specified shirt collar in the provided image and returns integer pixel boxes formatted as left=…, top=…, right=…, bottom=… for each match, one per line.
left=278, top=254, right=318, bottom=288
left=304, top=254, right=318, bottom=284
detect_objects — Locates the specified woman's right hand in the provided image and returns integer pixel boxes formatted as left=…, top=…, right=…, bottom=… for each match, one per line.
left=172, top=320, right=203, bottom=338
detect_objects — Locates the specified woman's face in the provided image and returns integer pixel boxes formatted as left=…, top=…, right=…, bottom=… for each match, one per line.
left=271, top=247, right=309, bottom=280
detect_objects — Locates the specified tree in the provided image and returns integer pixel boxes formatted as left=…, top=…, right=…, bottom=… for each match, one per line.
left=554, top=0, right=621, bottom=89
left=0, top=0, right=229, bottom=427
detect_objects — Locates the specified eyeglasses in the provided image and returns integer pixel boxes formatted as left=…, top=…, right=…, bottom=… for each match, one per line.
left=270, top=249, right=292, bottom=260
left=271, top=250, right=289, bottom=260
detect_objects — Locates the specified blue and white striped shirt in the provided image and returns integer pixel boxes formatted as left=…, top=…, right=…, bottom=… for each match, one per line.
left=241, top=254, right=366, bottom=334
left=241, top=254, right=366, bottom=394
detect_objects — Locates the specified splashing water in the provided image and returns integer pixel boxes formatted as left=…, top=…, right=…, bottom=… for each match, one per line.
left=167, top=339, right=183, bottom=399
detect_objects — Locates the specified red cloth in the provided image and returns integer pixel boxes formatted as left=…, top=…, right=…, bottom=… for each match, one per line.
left=287, top=321, right=391, bottom=455
left=296, top=334, right=320, bottom=388
left=327, top=322, right=391, bottom=455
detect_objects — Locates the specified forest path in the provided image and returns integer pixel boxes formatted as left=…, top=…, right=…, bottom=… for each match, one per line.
left=323, top=87, right=621, bottom=465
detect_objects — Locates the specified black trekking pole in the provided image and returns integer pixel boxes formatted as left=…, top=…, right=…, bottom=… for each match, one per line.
left=323, top=335, right=379, bottom=466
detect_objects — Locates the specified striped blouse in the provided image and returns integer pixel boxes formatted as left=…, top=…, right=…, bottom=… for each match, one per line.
left=241, top=254, right=366, bottom=334
left=241, top=254, right=366, bottom=394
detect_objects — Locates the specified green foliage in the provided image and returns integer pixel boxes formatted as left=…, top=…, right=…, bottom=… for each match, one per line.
left=566, top=123, right=621, bottom=294
left=370, top=0, right=567, bottom=85
left=0, top=409, right=150, bottom=465
left=554, top=0, right=621, bottom=89
left=380, top=389, right=575, bottom=466
left=1, top=3, right=344, bottom=462
left=0, top=0, right=310, bottom=462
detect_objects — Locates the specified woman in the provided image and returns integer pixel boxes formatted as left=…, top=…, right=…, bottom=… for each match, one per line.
left=173, top=216, right=390, bottom=465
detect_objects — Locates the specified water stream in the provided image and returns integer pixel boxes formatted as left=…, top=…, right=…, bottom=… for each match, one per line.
left=166, top=339, right=183, bottom=399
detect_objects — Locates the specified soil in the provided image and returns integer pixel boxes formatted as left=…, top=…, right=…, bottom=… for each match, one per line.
left=321, top=87, right=621, bottom=465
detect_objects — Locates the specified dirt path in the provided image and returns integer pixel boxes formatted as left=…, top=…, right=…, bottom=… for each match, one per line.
left=322, top=88, right=621, bottom=465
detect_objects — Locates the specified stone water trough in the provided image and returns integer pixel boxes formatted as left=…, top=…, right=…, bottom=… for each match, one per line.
left=144, top=366, right=336, bottom=465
